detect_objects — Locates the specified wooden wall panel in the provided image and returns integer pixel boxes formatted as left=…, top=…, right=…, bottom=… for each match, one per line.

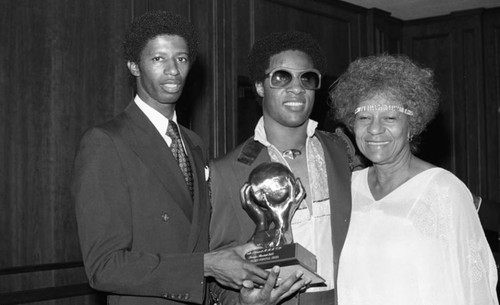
left=402, top=11, right=487, bottom=196
left=459, top=16, right=486, bottom=195
left=366, top=9, right=403, bottom=55
left=202, top=0, right=239, bottom=157
left=403, top=23, right=456, bottom=171
left=483, top=9, right=500, bottom=203
left=0, top=1, right=132, bottom=299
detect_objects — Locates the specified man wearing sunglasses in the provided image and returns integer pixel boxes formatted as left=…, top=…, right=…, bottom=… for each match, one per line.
left=208, top=31, right=356, bottom=304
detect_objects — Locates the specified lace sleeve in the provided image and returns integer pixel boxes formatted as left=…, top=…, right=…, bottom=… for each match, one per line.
left=422, top=172, right=498, bottom=305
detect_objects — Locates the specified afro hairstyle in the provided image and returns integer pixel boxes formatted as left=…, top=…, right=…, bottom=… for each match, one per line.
left=123, top=10, right=199, bottom=64
left=247, top=31, right=327, bottom=84
left=328, top=54, right=440, bottom=151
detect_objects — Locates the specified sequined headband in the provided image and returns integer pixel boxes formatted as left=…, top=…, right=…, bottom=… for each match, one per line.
left=354, top=105, right=414, bottom=116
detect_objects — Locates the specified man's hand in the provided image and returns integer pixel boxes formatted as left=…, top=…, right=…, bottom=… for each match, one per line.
left=204, top=243, right=268, bottom=289
left=238, top=266, right=311, bottom=305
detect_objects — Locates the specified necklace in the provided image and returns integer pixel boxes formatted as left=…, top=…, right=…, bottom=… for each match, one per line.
left=281, top=146, right=304, bottom=160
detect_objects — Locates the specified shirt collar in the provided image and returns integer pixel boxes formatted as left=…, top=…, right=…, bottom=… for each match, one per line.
left=134, top=95, right=178, bottom=136
left=253, top=117, right=318, bottom=147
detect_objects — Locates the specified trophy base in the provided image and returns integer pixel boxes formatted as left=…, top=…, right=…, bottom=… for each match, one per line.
left=245, top=243, right=325, bottom=285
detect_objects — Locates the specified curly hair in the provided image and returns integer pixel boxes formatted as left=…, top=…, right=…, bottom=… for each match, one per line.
left=328, top=54, right=439, bottom=144
left=123, top=11, right=199, bottom=64
left=247, top=31, right=327, bottom=84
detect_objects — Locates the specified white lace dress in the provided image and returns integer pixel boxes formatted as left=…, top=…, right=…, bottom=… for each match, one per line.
left=338, top=167, right=498, bottom=305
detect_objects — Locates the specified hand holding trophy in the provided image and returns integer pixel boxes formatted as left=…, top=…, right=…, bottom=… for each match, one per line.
left=240, top=162, right=325, bottom=285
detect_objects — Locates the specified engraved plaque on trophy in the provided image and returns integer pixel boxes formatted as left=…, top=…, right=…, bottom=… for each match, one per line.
left=240, top=162, right=325, bottom=284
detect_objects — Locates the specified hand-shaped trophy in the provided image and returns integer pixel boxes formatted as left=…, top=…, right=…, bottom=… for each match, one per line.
left=240, top=162, right=325, bottom=284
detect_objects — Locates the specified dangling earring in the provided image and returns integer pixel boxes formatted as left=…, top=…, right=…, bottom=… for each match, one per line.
left=408, top=134, right=413, bottom=142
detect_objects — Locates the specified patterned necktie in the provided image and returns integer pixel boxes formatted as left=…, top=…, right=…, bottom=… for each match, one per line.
left=166, top=121, right=194, bottom=199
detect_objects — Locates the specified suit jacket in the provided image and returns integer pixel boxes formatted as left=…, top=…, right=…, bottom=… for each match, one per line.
left=72, top=102, right=210, bottom=305
left=208, top=130, right=352, bottom=304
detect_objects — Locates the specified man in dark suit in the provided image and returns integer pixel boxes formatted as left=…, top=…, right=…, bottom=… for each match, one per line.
left=209, top=31, right=357, bottom=304
left=72, top=11, right=268, bottom=305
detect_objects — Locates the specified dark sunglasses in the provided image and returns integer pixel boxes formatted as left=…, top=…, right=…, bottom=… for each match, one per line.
left=265, top=68, right=322, bottom=90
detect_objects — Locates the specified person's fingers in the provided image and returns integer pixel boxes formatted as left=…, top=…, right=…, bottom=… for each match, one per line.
left=276, top=269, right=303, bottom=290
left=275, top=270, right=308, bottom=301
left=248, top=262, right=270, bottom=281
left=248, top=272, right=268, bottom=285
left=277, top=279, right=307, bottom=301
left=242, top=279, right=254, bottom=289
left=298, top=277, right=312, bottom=293
left=239, top=284, right=254, bottom=303
left=260, top=265, right=280, bottom=295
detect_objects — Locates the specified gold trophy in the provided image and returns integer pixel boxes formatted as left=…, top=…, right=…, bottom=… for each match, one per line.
left=240, top=162, right=325, bottom=284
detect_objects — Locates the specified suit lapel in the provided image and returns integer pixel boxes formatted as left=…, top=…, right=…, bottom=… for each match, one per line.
left=122, top=103, right=194, bottom=221
left=317, top=132, right=352, bottom=283
left=181, top=129, right=209, bottom=251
